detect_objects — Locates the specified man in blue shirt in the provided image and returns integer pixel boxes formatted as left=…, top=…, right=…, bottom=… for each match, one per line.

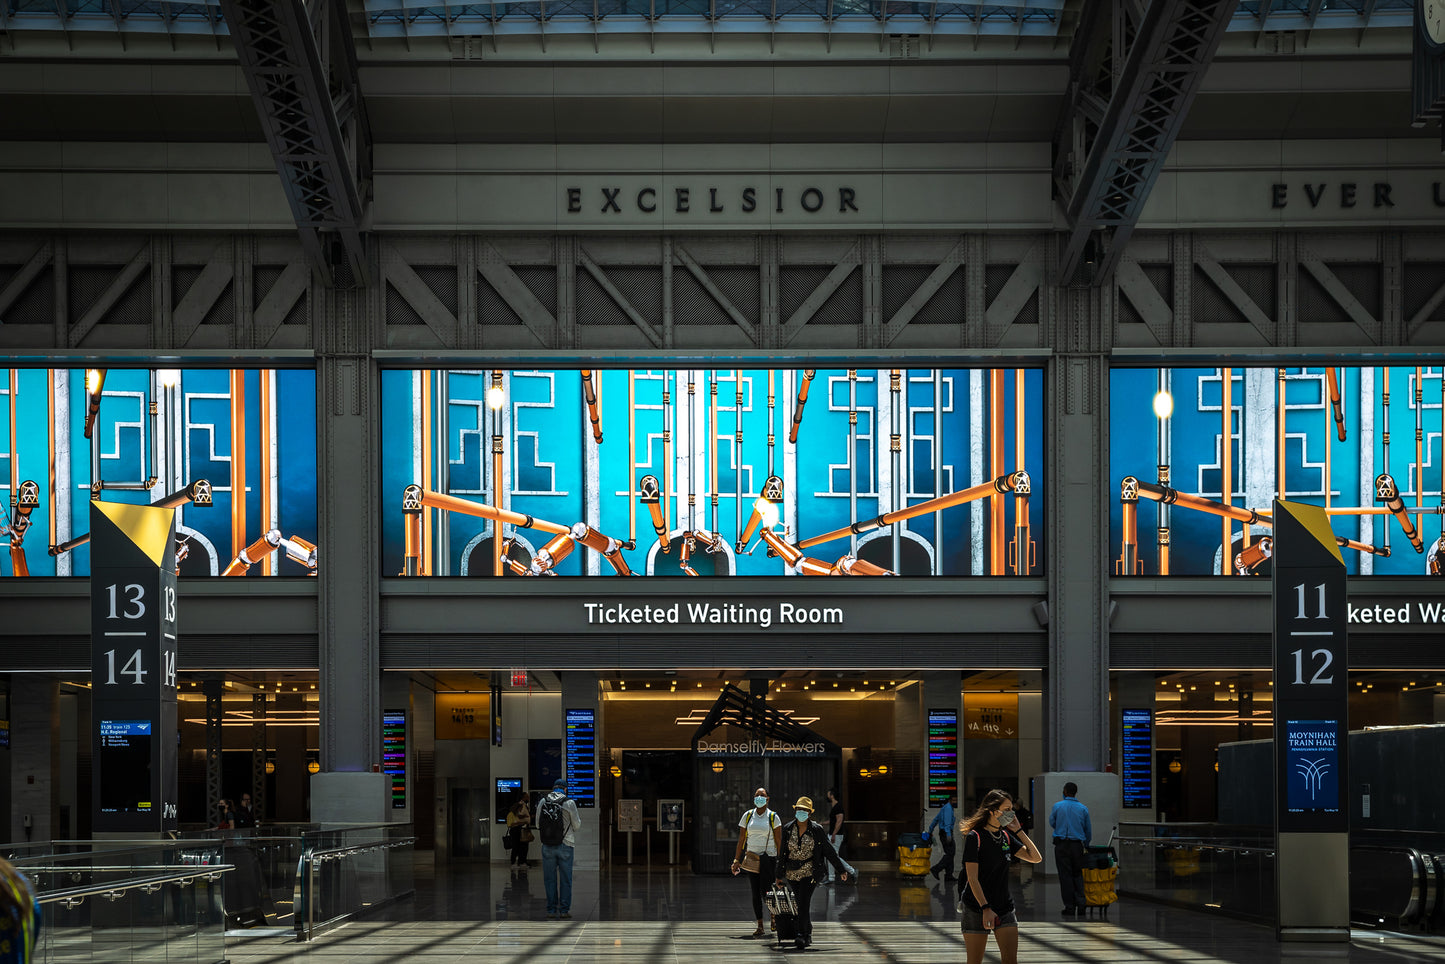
left=928, top=795, right=957, bottom=881
left=1048, top=782, right=1092, bottom=916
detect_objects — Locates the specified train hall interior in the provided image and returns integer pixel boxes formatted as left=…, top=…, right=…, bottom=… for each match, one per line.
left=3, top=0, right=1445, bottom=957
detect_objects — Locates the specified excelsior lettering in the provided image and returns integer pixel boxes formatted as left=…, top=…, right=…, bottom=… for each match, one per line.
left=565, top=185, right=859, bottom=215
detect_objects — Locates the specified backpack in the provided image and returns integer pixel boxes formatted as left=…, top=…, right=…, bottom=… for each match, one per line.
left=538, top=796, right=569, bottom=846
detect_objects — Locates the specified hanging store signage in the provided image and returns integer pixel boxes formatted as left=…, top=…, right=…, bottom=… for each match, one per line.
left=926, top=708, right=958, bottom=808
left=435, top=693, right=490, bottom=740
left=1121, top=708, right=1153, bottom=810
left=90, top=500, right=179, bottom=833
left=963, top=693, right=1019, bottom=739
left=565, top=708, right=597, bottom=809
left=1272, top=499, right=1348, bottom=834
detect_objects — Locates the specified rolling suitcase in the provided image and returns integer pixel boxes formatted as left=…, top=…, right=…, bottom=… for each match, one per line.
left=764, top=882, right=800, bottom=948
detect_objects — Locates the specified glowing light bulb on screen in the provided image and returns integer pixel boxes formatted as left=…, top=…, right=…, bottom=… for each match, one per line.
left=1152, top=390, right=1173, bottom=420
left=158, top=369, right=181, bottom=388
left=86, top=369, right=102, bottom=394
left=487, top=386, right=505, bottom=410
left=755, top=497, right=780, bottom=530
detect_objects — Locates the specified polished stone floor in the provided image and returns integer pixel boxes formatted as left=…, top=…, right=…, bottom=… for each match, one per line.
left=223, top=860, right=1445, bottom=964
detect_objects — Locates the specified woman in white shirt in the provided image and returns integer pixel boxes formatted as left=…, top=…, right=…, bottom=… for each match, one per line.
left=730, top=786, right=784, bottom=938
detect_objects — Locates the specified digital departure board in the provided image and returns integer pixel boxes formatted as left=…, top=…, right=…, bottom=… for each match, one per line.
left=1284, top=719, right=1342, bottom=815
left=382, top=710, right=407, bottom=810
left=926, top=708, right=958, bottom=808
left=564, top=708, right=596, bottom=808
left=1121, top=708, right=1153, bottom=809
left=495, top=777, right=523, bottom=823
left=0, top=719, right=9, bottom=749
left=98, top=720, right=154, bottom=815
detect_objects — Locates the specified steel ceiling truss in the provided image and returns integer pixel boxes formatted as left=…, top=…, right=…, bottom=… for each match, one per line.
left=1053, top=0, right=1240, bottom=286
left=218, top=0, right=372, bottom=288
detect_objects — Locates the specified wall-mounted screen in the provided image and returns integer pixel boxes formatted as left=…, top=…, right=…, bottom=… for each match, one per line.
left=97, top=719, right=154, bottom=815
left=926, top=708, right=959, bottom=808
left=495, top=777, right=523, bottom=823
left=1112, top=365, right=1440, bottom=576
left=1283, top=719, right=1341, bottom=815
left=1121, top=708, right=1153, bottom=810
left=0, top=368, right=317, bottom=577
left=565, top=708, right=596, bottom=808
left=380, top=368, right=1044, bottom=577
left=383, top=710, right=407, bottom=810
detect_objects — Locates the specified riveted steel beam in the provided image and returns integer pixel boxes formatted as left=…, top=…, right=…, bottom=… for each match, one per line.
left=218, top=0, right=371, bottom=288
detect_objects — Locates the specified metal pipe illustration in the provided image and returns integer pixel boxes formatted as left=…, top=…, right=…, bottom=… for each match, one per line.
left=1012, top=369, right=1032, bottom=575
left=934, top=369, right=943, bottom=574
left=229, top=369, right=247, bottom=561
left=1375, top=473, right=1424, bottom=553
left=1326, top=367, right=1346, bottom=442
left=582, top=370, right=603, bottom=444
left=663, top=370, right=673, bottom=540
left=402, top=485, right=571, bottom=537
left=848, top=370, right=858, bottom=553
left=1222, top=367, right=1233, bottom=575
left=1324, top=372, right=1333, bottom=509
left=628, top=370, right=636, bottom=544
left=1118, top=478, right=1140, bottom=575
left=679, top=528, right=723, bottom=576
left=788, top=370, right=815, bottom=445
left=224, top=530, right=282, bottom=576
left=735, top=377, right=744, bottom=550
left=891, top=370, right=902, bottom=574
left=1234, top=536, right=1271, bottom=575
left=491, top=371, right=505, bottom=578
left=800, top=470, right=1029, bottom=551
left=280, top=534, right=317, bottom=570
left=759, top=525, right=804, bottom=567
left=499, top=539, right=541, bottom=577
left=7, top=479, right=38, bottom=577
left=420, top=370, right=433, bottom=577
left=49, top=480, right=211, bottom=557
left=767, top=371, right=776, bottom=476
left=569, top=522, right=636, bottom=576
left=687, top=373, right=697, bottom=531
left=527, top=531, right=577, bottom=575
left=258, top=370, right=274, bottom=574
left=1417, top=366, right=1425, bottom=540
left=84, top=368, right=105, bottom=439
left=1123, top=477, right=1264, bottom=527
left=738, top=475, right=784, bottom=553
left=639, top=475, right=669, bottom=553
left=831, top=555, right=894, bottom=576
left=1335, top=535, right=1388, bottom=557
left=1277, top=368, right=1286, bottom=502
left=403, top=502, right=422, bottom=576
left=47, top=369, right=56, bottom=552
left=1157, top=368, right=1171, bottom=575
left=7, top=372, right=18, bottom=510
left=710, top=374, right=719, bottom=531
left=990, top=369, right=1006, bottom=575
left=1383, top=367, right=1392, bottom=555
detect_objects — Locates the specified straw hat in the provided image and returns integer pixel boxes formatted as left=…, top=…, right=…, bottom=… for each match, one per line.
left=793, top=796, right=815, bottom=813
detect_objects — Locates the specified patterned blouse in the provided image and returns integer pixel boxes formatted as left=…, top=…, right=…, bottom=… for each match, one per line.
left=784, top=826, right=816, bottom=882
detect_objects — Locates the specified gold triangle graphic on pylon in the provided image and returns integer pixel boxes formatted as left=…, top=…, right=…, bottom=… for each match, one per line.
left=1278, top=499, right=1343, bottom=566
left=95, top=501, right=174, bottom=568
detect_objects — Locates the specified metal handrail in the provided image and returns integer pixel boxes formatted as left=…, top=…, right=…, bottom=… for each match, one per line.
left=296, top=836, right=416, bottom=940
left=1117, top=836, right=1275, bottom=856
left=34, top=865, right=234, bottom=908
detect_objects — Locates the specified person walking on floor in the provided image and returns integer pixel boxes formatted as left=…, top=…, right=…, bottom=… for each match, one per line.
left=960, top=789, right=1043, bottom=964
left=1048, top=782, right=1092, bottom=917
left=824, top=788, right=845, bottom=883
left=929, top=794, right=957, bottom=881
left=730, top=786, right=783, bottom=939
left=775, top=796, right=854, bottom=951
left=537, top=778, right=580, bottom=920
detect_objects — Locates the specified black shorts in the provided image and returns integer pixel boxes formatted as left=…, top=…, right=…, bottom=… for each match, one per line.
left=960, top=906, right=1019, bottom=934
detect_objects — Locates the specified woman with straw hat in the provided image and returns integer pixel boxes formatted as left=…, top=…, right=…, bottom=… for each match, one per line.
left=775, top=795, right=854, bottom=951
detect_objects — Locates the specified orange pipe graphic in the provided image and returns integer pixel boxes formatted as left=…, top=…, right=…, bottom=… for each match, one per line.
left=582, top=370, right=603, bottom=444
left=1326, top=367, right=1346, bottom=442
left=229, top=369, right=247, bottom=561
left=788, top=370, right=816, bottom=445
left=1222, top=368, right=1232, bottom=575
left=639, top=475, right=669, bottom=553
left=990, top=369, right=1006, bottom=575
left=800, top=471, right=1029, bottom=551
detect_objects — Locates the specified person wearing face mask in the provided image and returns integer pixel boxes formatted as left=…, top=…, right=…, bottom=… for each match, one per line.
left=959, top=789, right=1043, bottom=964
left=732, top=787, right=784, bottom=939
left=775, top=797, right=854, bottom=951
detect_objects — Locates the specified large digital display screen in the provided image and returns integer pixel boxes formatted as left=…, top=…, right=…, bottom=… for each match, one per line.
left=98, top=719, right=153, bottom=815
left=1283, top=719, right=1341, bottom=814
left=382, top=710, right=407, bottom=810
left=1121, top=708, right=1153, bottom=810
left=564, top=708, right=596, bottom=808
left=380, top=368, right=1044, bottom=577
left=1112, top=365, right=1440, bottom=576
left=0, top=367, right=317, bottom=577
left=926, top=708, right=959, bottom=808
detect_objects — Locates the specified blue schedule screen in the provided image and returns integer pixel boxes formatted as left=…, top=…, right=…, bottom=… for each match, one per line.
left=495, top=777, right=523, bottom=823
left=565, top=709, right=596, bottom=808
left=1121, top=709, right=1153, bottom=809
left=927, top=709, right=958, bottom=808
left=1284, top=719, right=1341, bottom=814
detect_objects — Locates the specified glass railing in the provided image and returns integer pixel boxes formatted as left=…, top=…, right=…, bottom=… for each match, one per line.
left=1116, top=824, right=1276, bottom=922
left=292, top=824, right=416, bottom=940
left=4, top=840, right=232, bottom=963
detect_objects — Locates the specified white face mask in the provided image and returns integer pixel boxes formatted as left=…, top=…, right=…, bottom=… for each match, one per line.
left=755, top=796, right=768, bottom=808
left=795, top=811, right=811, bottom=823
left=997, top=809, right=1017, bottom=827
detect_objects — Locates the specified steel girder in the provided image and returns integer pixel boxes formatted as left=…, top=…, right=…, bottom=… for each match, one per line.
left=218, top=0, right=371, bottom=288
left=1054, top=0, right=1240, bottom=286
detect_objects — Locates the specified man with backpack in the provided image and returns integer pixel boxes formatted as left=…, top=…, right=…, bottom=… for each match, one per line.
left=537, top=778, right=581, bottom=920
